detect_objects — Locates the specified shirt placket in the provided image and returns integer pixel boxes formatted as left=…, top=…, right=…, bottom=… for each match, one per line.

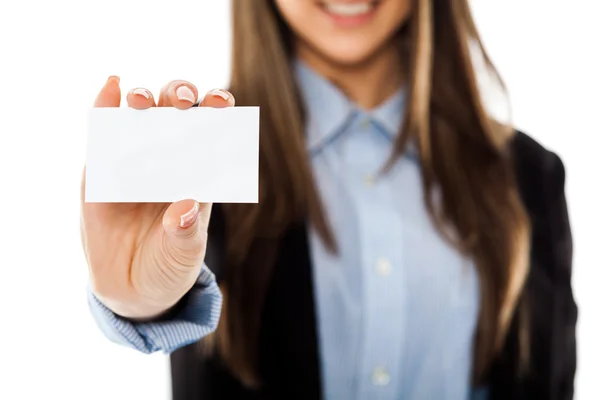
left=349, top=115, right=407, bottom=400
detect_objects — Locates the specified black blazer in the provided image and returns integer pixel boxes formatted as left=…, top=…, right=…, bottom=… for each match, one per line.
left=170, top=131, right=577, bottom=400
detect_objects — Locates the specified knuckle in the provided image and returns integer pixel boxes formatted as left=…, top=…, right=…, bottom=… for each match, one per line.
left=164, top=233, right=207, bottom=269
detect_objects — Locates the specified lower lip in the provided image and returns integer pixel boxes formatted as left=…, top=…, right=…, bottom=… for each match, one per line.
left=321, top=3, right=379, bottom=28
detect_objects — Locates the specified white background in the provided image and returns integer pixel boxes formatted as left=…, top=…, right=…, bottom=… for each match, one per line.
left=0, top=1, right=597, bottom=399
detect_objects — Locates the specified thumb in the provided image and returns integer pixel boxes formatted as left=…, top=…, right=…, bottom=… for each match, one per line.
left=161, top=200, right=212, bottom=266
left=94, top=76, right=121, bottom=107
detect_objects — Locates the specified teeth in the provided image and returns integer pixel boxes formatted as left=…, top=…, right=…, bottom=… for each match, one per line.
left=324, top=2, right=374, bottom=17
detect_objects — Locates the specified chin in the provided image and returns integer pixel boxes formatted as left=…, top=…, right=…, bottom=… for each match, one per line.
left=311, top=41, right=382, bottom=69
left=326, top=51, right=392, bottom=71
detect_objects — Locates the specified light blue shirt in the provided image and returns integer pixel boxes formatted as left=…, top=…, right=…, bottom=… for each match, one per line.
left=88, top=60, right=487, bottom=400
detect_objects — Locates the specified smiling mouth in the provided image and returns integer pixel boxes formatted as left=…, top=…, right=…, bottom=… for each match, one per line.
left=319, top=1, right=381, bottom=17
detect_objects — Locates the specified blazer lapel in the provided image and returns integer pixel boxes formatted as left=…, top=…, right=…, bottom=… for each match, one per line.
left=258, top=221, right=323, bottom=399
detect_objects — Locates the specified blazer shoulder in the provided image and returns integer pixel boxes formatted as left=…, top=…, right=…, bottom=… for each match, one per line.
left=510, top=130, right=566, bottom=199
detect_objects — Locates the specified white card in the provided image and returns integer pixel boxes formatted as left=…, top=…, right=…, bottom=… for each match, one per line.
left=85, top=106, right=260, bottom=203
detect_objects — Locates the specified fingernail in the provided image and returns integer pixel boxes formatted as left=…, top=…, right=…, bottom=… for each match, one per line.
left=180, top=202, right=199, bottom=228
left=208, top=89, right=230, bottom=101
left=107, top=75, right=120, bottom=84
left=132, top=88, right=151, bottom=99
left=176, top=86, right=196, bottom=103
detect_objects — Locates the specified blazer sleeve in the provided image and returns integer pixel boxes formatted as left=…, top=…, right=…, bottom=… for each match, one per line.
left=547, top=152, right=578, bottom=399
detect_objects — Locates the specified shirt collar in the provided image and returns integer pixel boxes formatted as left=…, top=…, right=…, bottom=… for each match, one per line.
left=294, top=59, right=406, bottom=152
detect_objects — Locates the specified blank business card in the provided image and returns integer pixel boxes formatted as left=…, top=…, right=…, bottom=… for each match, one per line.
left=85, top=106, right=260, bottom=203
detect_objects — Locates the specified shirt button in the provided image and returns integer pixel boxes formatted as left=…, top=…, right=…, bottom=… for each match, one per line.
left=375, top=258, right=392, bottom=276
left=371, top=367, right=390, bottom=386
left=364, top=175, right=375, bottom=186
left=360, top=118, right=371, bottom=129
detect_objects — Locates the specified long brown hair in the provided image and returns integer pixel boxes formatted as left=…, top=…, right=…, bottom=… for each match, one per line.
left=209, top=0, right=531, bottom=387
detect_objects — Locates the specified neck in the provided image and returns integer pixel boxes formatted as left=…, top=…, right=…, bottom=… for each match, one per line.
left=296, top=42, right=403, bottom=110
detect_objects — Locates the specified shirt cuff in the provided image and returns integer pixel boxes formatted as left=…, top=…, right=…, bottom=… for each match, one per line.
left=87, top=266, right=222, bottom=354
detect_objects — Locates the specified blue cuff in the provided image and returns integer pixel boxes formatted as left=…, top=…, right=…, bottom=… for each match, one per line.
left=87, top=266, right=222, bottom=354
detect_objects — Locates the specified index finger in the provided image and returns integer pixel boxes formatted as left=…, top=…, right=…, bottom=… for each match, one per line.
left=195, top=89, right=235, bottom=108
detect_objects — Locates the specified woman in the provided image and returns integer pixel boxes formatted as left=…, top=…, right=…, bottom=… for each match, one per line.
left=82, top=0, right=577, bottom=399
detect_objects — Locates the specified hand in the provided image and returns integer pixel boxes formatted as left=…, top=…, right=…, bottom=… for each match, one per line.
left=81, top=76, right=234, bottom=320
